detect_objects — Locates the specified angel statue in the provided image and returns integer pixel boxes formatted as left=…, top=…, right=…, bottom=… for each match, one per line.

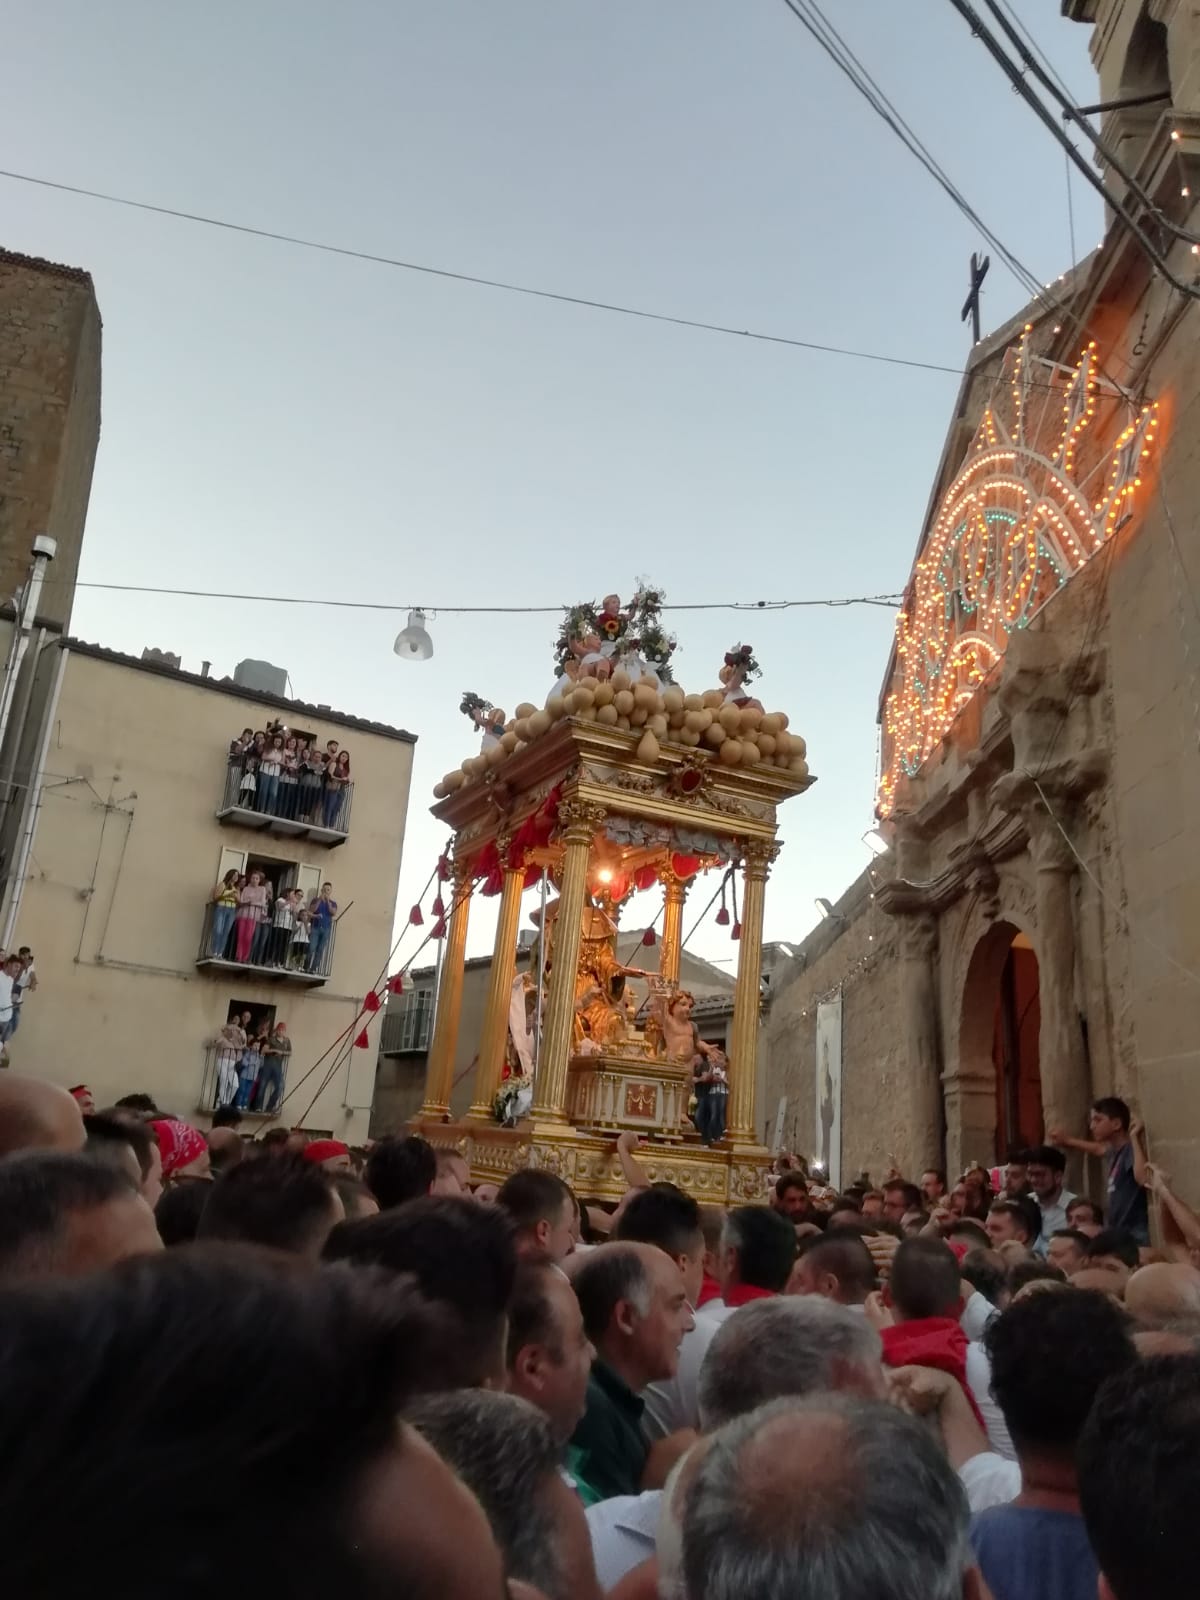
left=460, top=690, right=506, bottom=752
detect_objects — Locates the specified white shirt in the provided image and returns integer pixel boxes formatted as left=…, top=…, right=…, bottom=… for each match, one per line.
left=586, top=1490, right=662, bottom=1592
left=960, top=1291, right=998, bottom=1344
left=0, top=971, right=15, bottom=1023
left=965, top=1339, right=1015, bottom=1460
left=1035, top=1187, right=1077, bottom=1253
left=642, top=1309, right=720, bottom=1441
left=958, top=1450, right=1021, bottom=1512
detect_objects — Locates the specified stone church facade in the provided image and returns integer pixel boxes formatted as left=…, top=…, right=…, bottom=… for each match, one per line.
left=767, top=0, right=1200, bottom=1199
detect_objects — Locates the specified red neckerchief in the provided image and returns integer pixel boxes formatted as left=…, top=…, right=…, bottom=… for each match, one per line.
left=696, top=1273, right=722, bottom=1309
left=722, top=1284, right=777, bottom=1309
left=880, top=1317, right=987, bottom=1431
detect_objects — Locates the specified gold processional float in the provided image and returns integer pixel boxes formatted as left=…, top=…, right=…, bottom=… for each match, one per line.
left=410, top=585, right=814, bottom=1203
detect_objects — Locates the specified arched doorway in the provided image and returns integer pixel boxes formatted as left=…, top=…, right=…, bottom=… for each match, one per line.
left=957, top=920, right=1042, bottom=1169
left=992, top=931, right=1042, bottom=1162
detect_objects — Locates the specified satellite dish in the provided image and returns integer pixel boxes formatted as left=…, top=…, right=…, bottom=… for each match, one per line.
left=393, top=609, right=433, bottom=662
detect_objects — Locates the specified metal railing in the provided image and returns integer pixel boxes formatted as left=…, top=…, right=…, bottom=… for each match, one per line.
left=381, top=990, right=435, bottom=1054
left=220, top=755, right=354, bottom=841
left=196, top=901, right=336, bottom=982
left=199, top=1042, right=290, bottom=1116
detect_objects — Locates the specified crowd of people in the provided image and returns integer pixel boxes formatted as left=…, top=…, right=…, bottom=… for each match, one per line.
left=206, top=873, right=337, bottom=974
left=0, top=1071, right=1194, bottom=1600
left=208, top=1014, right=293, bottom=1112
left=226, top=724, right=352, bottom=831
left=0, top=946, right=35, bottom=1059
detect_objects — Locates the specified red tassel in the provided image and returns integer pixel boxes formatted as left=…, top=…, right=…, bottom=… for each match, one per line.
left=715, top=905, right=730, bottom=927
left=432, top=917, right=448, bottom=940
left=642, top=926, right=656, bottom=947
left=409, top=904, right=424, bottom=927
left=431, top=894, right=445, bottom=918
left=363, top=990, right=381, bottom=1013
left=354, top=1029, right=370, bottom=1050
left=731, top=921, right=742, bottom=942
left=436, top=852, right=451, bottom=883
left=386, top=973, right=406, bottom=995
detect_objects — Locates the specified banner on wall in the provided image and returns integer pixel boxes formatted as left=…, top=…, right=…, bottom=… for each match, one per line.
left=814, top=992, right=843, bottom=1191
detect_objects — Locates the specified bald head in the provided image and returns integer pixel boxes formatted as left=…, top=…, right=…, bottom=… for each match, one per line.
left=207, top=1127, right=245, bottom=1172
left=1126, top=1262, right=1200, bottom=1328
left=0, top=1076, right=86, bottom=1158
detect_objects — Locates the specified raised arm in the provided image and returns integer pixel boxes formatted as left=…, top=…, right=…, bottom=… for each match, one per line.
left=1047, top=1126, right=1107, bottom=1159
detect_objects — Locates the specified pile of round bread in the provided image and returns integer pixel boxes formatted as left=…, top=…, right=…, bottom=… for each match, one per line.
left=433, top=667, right=809, bottom=799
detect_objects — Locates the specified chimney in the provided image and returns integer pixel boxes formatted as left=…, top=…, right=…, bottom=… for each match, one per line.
left=200, top=660, right=211, bottom=679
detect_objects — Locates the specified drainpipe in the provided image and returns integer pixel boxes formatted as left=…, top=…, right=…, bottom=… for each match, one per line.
left=1, top=641, right=67, bottom=950
left=0, top=536, right=56, bottom=758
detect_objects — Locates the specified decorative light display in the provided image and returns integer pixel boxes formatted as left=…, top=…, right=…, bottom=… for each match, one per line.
left=877, top=327, right=1159, bottom=817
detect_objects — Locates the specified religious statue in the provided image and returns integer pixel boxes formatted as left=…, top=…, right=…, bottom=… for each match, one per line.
left=649, top=988, right=721, bottom=1070
left=460, top=691, right=506, bottom=752
left=719, top=643, right=763, bottom=713
left=572, top=903, right=650, bottom=1052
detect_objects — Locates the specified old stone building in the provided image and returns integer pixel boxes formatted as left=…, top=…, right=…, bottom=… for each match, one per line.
left=0, top=250, right=101, bottom=628
left=767, top=0, right=1200, bottom=1199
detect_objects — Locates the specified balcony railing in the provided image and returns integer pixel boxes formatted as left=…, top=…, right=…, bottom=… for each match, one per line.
left=195, top=902, right=335, bottom=985
left=218, top=757, right=353, bottom=846
left=199, top=1042, right=290, bottom=1117
left=380, top=990, right=435, bottom=1054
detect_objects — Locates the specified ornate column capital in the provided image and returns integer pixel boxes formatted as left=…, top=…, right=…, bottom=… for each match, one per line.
left=556, top=797, right=606, bottom=845
left=741, top=839, right=781, bottom=880
left=657, top=862, right=689, bottom=897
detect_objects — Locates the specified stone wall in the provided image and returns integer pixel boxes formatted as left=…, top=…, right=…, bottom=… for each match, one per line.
left=0, top=250, right=102, bottom=628
left=763, top=869, right=904, bottom=1183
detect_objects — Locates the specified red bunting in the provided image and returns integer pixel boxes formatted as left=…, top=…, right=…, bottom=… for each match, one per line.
left=431, top=894, right=445, bottom=918
left=431, top=917, right=448, bottom=940
left=408, top=904, right=424, bottom=927
left=354, top=1029, right=370, bottom=1050
left=386, top=973, right=407, bottom=995
left=671, top=853, right=702, bottom=880
left=436, top=852, right=451, bottom=883
left=362, top=990, right=381, bottom=1013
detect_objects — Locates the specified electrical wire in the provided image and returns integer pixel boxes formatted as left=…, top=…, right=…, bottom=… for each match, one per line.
left=63, top=578, right=903, bottom=615
left=0, top=167, right=967, bottom=380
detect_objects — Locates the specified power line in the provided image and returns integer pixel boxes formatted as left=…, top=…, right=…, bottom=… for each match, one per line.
left=0, top=166, right=964, bottom=380
left=64, top=578, right=904, bottom=614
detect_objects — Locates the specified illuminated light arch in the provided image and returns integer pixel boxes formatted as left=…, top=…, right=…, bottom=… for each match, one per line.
left=877, top=328, right=1158, bottom=818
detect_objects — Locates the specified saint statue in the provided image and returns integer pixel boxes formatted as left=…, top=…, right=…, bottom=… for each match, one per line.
left=531, top=897, right=650, bottom=1054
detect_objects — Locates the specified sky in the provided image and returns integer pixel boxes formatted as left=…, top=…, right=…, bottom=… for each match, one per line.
left=3, top=1, right=1103, bottom=974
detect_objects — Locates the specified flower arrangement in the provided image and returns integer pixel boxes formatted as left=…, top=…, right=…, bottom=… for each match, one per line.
left=628, top=582, right=678, bottom=681
left=724, top=643, right=761, bottom=681
left=554, top=602, right=598, bottom=673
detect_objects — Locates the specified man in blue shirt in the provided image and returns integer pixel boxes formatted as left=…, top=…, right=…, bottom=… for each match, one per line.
left=307, top=882, right=337, bottom=974
left=1048, top=1096, right=1149, bottom=1246
left=970, top=1289, right=1137, bottom=1600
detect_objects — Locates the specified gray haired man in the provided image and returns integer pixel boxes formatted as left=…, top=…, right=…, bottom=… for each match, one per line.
left=683, top=1395, right=988, bottom=1600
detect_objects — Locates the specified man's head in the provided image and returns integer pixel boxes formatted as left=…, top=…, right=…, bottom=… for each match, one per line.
left=683, top=1396, right=976, bottom=1600
left=719, top=1206, right=796, bottom=1296
left=507, top=1257, right=594, bottom=1443
left=0, top=1075, right=85, bottom=1157
left=301, top=1139, right=352, bottom=1173
left=698, top=1297, right=884, bottom=1429
left=198, top=1156, right=344, bottom=1261
left=774, top=1172, right=811, bottom=1219
left=1046, top=1228, right=1091, bottom=1276
left=1025, top=1144, right=1067, bottom=1203
left=1086, top=1228, right=1141, bottom=1273
left=1123, top=1261, right=1200, bottom=1330
left=788, top=1230, right=877, bottom=1307
left=364, top=1135, right=436, bottom=1210
left=984, top=1288, right=1136, bottom=1469
left=321, top=881, right=333, bottom=896
left=84, top=1111, right=162, bottom=1205
left=985, top=1197, right=1038, bottom=1249
left=1089, top=1096, right=1131, bottom=1142
left=881, top=1181, right=922, bottom=1226
left=114, top=1092, right=159, bottom=1117
left=888, top=1237, right=962, bottom=1322
left=1065, top=1196, right=1104, bottom=1236
left=573, top=1242, right=692, bottom=1390
left=0, top=1153, right=162, bottom=1280
left=920, top=1168, right=947, bottom=1204
left=1079, top=1354, right=1200, bottom=1600
left=333, top=1175, right=379, bottom=1221
left=206, top=1126, right=245, bottom=1175
left=614, top=1184, right=705, bottom=1306
left=409, top=1389, right=600, bottom=1600
left=859, top=1190, right=885, bottom=1222
left=0, top=1249, right=511, bottom=1600
left=496, top=1168, right=576, bottom=1263
left=1004, top=1152, right=1030, bottom=1196
left=431, top=1148, right=470, bottom=1197
left=324, top=1195, right=517, bottom=1388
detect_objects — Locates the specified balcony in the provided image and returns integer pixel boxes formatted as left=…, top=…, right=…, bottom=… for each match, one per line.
left=198, top=1042, right=289, bottom=1118
left=195, top=902, right=335, bottom=986
left=218, top=757, right=353, bottom=846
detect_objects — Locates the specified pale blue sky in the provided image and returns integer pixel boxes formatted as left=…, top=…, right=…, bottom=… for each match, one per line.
left=3, top=1, right=1101, bottom=969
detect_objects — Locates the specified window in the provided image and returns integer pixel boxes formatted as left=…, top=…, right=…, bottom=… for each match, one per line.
left=213, top=848, right=322, bottom=907
left=225, top=997, right=277, bottom=1036
left=384, top=988, right=435, bottom=1053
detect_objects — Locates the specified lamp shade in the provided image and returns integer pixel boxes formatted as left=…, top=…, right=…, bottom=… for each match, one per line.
left=393, top=609, right=433, bottom=661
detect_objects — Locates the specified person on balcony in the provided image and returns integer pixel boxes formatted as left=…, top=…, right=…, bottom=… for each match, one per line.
left=256, top=1022, right=291, bottom=1113
left=236, top=1020, right=270, bottom=1111
left=307, top=883, right=337, bottom=974
left=299, top=742, right=325, bottom=823
left=325, top=748, right=351, bottom=831
left=234, top=870, right=271, bottom=965
left=209, top=869, right=240, bottom=958
left=270, top=886, right=298, bottom=966
left=211, top=1015, right=248, bottom=1109
left=279, top=737, right=301, bottom=819
left=289, top=901, right=312, bottom=969
left=257, top=734, right=285, bottom=815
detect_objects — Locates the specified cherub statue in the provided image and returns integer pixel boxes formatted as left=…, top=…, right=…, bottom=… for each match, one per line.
left=576, top=627, right=611, bottom=683
left=651, top=987, right=722, bottom=1069
left=460, top=691, right=506, bottom=752
left=719, top=644, right=764, bottom=713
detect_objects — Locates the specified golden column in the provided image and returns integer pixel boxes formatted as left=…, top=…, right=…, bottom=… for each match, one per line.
left=419, top=862, right=473, bottom=1119
left=728, top=840, right=777, bottom=1142
left=468, top=847, right=527, bottom=1119
left=531, top=798, right=605, bottom=1126
left=659, top=864, right=688, bottom=984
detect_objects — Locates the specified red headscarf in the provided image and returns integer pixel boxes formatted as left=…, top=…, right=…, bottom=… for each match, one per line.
left=302, top=1139, right=349, bottom=1166
left=151, top=1119, right=209, bottom=1179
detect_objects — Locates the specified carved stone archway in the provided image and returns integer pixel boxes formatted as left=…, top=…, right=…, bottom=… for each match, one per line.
left=952, top=916, right=1037, bottom=1175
